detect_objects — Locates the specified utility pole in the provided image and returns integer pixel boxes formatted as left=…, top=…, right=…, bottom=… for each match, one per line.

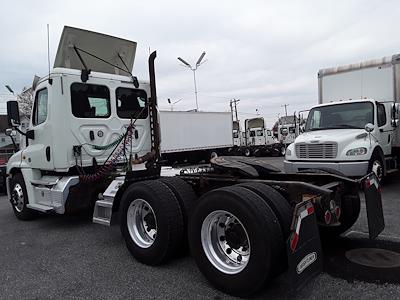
left=230, top=99, right=240, bottom=121
left=281, top=104, right=289, bottom=124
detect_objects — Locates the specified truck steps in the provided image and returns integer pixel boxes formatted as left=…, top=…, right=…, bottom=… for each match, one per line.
left=26, top=203, right=54, bottom=212
left=93, top=199, right=113, bottom=226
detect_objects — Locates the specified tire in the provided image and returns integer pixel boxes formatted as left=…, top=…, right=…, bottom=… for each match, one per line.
left=188, top=185, right=283, bottom=297
left=159, top=177, right=197, bottom=251
left=368, top=153, right=384, bottom=183
left=243, top=148, right=251, bottom=157
left=298, top=168, right=360, bottom=237
left=10, top=173, right=36, bottom=220
left=280, top=145, right=286, bottom=157
left=237, top=182, right=292, bottom=239
left=119, top=180, right=184, bottom=265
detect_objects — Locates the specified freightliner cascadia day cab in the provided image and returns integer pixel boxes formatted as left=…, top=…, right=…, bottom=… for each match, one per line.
left=285, top=54, right=400, bottom=181
left=5, top=26, right=385, bottom=297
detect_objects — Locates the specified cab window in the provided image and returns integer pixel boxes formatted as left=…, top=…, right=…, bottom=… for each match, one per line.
left=249, top=131, right=256, bottom=137
left=377, top=104, right=386, bottom=127
left=32, top=88, right=48, bottom=126
left=116, top=88, right=148, bottom=119
left=267, top=130, right=272, bottom=136
left=256, top=130, right=263, bottom=136
left=71, top=83, right=110, bottom=118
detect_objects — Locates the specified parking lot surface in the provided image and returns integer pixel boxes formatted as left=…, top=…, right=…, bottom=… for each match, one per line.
left=1, top=157, right=400, bottom=299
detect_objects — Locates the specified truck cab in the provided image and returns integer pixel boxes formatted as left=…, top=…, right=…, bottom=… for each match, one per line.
left=6, top=26, right=153, bottom=215
left=284, top=99, right=399, bottom=180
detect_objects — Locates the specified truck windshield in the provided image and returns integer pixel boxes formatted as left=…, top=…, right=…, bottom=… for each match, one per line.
left=305, top=102, right=374, bottom=131
left=233, top=132, right=239, bottom=138
left=256, top=130, right=263, bottom=136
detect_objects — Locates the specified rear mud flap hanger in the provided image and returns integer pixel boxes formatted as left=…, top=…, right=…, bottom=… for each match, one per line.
left=284, top=172, right=384, bottom=291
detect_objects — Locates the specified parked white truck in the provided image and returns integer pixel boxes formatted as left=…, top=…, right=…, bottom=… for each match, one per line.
left=243, top=117, right=283, bottom=156
left=159, top=110, right=233, bottom=164
left=5, top=26, right=384, bottom=297
left=285, top=54, right=400, bottom=181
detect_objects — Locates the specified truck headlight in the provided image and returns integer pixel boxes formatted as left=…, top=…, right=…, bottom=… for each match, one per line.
left=285, top=148, right=291, bottom=157
left=346, top=147, right=367, bottom=156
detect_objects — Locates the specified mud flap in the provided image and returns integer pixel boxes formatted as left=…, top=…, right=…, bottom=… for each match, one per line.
left=363, top=173, right=385, bottom=239
left=285, top=201, right=323, bottom=291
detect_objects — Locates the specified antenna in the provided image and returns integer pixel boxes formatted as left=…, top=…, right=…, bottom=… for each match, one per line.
left=47, top=24, right=52, bottom=85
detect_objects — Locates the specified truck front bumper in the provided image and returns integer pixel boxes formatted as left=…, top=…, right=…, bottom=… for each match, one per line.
left=284, top=160, right=369, bottom=177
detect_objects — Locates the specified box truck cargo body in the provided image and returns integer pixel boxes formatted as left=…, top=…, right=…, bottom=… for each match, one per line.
left=285, top=54, right=400, bottom=181
left=159, top=110, right=233, bottom=163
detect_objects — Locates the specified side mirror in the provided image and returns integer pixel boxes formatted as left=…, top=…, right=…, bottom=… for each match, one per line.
left=5, top=128, right=16, bottom=137
left=365, top=123, right=374, bottom=133
left=7, top=101, right=21, bottom=126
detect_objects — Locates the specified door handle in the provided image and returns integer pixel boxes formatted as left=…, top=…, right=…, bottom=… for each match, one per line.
left=89, top=130, right=95, bottom=141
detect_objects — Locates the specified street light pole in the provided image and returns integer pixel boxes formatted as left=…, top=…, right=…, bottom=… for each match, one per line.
left=177, top=51, right=206, bottom=111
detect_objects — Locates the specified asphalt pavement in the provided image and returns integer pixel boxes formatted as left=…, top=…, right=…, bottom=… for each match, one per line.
left=1, top=157, right=400, bottom=299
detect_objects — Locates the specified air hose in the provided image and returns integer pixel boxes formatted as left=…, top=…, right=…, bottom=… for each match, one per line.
left=79, top=125, right=134, bottom=183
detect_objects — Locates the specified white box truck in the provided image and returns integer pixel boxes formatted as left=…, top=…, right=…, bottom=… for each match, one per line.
left=284, top=54, right=400, bottom=181
left=159, top=110, right=233, bottom=163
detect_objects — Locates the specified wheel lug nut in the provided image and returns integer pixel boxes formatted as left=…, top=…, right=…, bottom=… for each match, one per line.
left=237, top=255, right=242, bottom=262
left=226, top=248, right=232, bottom=255
left=219, top=236, right=225, bottom=241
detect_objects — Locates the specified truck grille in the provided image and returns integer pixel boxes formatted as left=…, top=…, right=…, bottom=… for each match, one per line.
left=295, top=143, right=338, bottom=159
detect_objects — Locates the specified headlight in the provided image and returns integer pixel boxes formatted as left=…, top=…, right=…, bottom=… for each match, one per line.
left=285, top=148, right=292, bottom=157
left=346, top=147, right=367, bottom=156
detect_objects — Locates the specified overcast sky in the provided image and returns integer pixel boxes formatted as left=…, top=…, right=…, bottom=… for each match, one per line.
left=1, top=0, right=400, bottom=126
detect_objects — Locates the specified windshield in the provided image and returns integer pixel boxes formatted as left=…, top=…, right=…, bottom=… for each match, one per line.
left=306, top=102, right=374, bottom=131
left=233, top=132, right=239, bottom=138
left=256, top=130, right=263, bottom=136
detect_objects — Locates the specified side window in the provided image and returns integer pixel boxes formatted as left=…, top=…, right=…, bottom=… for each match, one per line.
left=116, top=88, right=148, bottom=119
left=377, top=104, right=386, bottom=127
left=71, top=83, right=110, bottom=118
left=267, top=130, right=272, bottom=136
left=33, top=88, right=48, bottom=126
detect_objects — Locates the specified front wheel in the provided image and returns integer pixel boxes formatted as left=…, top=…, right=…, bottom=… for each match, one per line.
left=10, top=174, right=36, bottom=220
left=368, top=154, right=384, bottom=182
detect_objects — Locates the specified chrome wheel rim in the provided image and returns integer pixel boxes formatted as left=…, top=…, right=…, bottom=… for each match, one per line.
left=11, top=183, right=24, bottom=213
left=245, top=149, right=250, bottom=157
left=201, top=210, right=250, bottom=274
left=127, top=199, right=157, bottom=248
left=372, top=160, right=383, bottom=181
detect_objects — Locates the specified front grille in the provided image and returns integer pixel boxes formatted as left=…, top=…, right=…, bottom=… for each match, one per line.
left=295, top=143, right=338, bottom=159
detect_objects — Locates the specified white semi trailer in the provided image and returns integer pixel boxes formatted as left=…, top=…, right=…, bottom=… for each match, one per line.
left=285, top=54, right=400, bottom=181
left=5, top=26, right=384, bottom=297
left=159, top=110, right=233, bottom=164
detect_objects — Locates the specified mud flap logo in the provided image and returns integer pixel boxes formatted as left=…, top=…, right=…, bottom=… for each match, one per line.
left=296, top=252, right=317, bottom=274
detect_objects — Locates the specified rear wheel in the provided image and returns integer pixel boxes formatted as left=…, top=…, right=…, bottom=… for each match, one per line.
left=243, top=148, right=252, bottom=157
left=159, top=177, right=197, bottom=251
left=10, top=173, right=36, bottom=220
left=120, top=180, right=184, bottom=265
left=189, top=185, right=283, bottom=297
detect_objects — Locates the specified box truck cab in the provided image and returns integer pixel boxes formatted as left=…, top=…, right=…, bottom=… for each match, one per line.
left=278, top=123, right=298, bottom=145
left=285, top=54, right=400, bottom=181
left=232, top=120, right=241, bottom=146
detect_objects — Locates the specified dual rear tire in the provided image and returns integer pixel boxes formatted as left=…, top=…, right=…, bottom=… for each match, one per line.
left=119, top=178, right=292, bottom=297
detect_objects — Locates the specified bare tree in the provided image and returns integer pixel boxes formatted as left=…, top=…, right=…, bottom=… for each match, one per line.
left=17, top=87, right=34, bottom=117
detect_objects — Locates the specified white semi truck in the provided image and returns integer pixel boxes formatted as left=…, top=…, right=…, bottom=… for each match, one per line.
left=159, top=110, right=233, bottom=164
left=243, top=117, right=283, bottom=156
left=5, top=26, right=384, bottom=297
left=285, top=54, right=400, bottom=182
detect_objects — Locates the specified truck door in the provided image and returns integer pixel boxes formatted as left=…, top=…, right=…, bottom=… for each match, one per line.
left=22, top=84, right=54, bottom=170
left=376, top=103, right=393, bottom=155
